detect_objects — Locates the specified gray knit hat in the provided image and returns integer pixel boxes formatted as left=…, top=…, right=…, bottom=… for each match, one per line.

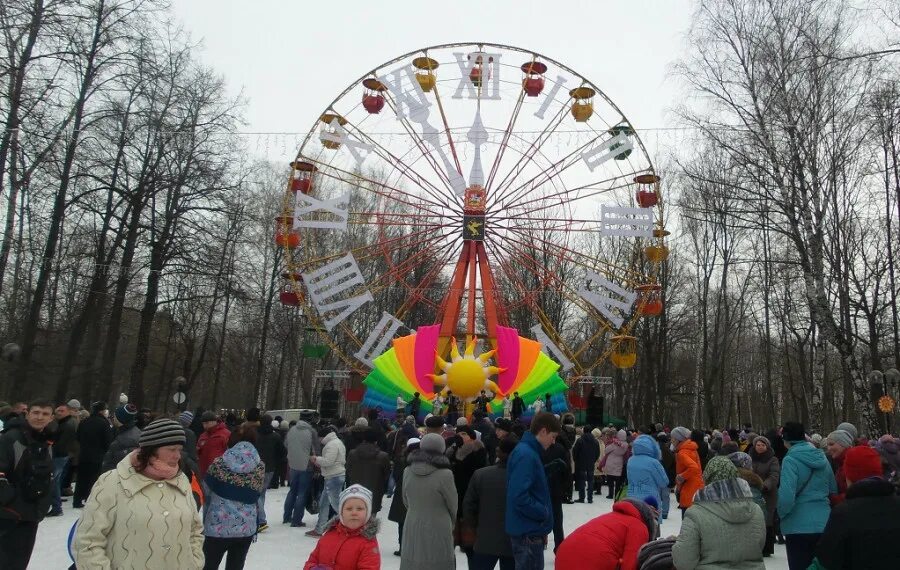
left=671, top=426, right=691, bottom=443
left=139, top=418, right=186, bottom=448
left=420, top=432, right=446, bottom=454
left=836, top=422, right=858, bottom=440
left=827, top=430, right=853, bottom=449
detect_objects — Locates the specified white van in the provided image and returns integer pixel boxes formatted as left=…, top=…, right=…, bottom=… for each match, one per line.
left=264, top=409, right=317, bottom=423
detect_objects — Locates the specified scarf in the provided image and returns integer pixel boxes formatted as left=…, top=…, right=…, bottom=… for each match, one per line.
left=205, top=449, right=265, bottom=504
left=130, top=450, right=179, bottom=481
left=694, top=477, right=753, bottom=502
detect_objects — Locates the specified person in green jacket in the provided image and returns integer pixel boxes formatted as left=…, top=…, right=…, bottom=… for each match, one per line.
left=672, top=456, right=766, bottom=570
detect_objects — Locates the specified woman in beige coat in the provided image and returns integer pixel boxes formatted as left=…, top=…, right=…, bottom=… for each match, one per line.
left=75, top=418, right=204, bottom=569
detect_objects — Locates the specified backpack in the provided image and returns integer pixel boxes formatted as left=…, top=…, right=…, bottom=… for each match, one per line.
left=13, top=436, right=54, bottom=502
left=637, top=537, right=676, bottom=570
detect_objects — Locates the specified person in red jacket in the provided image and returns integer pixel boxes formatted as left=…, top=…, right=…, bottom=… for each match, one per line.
left=304, top=484, right=380, bottom=570
left=555, top=497, right=659, bottom=570
left=197, top=411, right=230, bottom=477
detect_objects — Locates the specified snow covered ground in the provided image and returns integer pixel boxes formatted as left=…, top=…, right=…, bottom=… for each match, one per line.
left=32, top=487, right=790, bottom=569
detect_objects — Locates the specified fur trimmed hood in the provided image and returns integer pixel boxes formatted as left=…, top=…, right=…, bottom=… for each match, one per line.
left=455, top=438, right=485, bottom=461
left=324, top=515, right=380, bottom=539
left=407, top=448, right=451, bottom=476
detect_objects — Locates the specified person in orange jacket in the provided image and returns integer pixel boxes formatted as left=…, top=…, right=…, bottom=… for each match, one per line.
left=555, top=497, right=659, bottom=570
left=671, top=426, right=704, bottom=512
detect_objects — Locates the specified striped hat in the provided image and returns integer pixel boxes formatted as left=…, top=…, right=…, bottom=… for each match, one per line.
left=178, top=411, right=194, bottom=426
left=139, top=418, right=186, bottom=448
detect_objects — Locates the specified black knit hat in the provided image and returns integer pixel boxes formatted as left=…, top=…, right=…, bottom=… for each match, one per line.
left=115, top=403, right=138, bottom=426
left=139, top=419, right=186, bottom=448
left=783, top=421, right=806, bottom=443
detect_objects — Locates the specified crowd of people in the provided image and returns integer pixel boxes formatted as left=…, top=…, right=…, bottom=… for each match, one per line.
left=2, top=395, right=900, bottom=569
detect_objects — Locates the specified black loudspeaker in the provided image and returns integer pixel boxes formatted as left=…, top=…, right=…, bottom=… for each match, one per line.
left=319, top=389, right=340, bottom=419
left=586, top=394, right=604, bottom=427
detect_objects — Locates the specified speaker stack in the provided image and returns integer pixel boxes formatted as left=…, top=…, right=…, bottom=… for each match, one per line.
left=319, top=388, right=340, bottom=420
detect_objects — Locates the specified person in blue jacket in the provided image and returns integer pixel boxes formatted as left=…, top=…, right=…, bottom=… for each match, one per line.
left=506, top=412, right=561, bottom=570
left=777, top=421, right=836, bottom=570
left=627, top=434, right=669, bottom=518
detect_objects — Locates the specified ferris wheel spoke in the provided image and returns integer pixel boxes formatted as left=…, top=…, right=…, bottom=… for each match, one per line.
left=381, top=95, right=464, bottom=201
left=484, top=89, right=526, bottom=192
left=499, top=171, right=641, bottom=219
left=484, top=232, right=598, bottom=328
left=294, top=222, right=454, bottom=274
left=486, top=101, right=571, bottom=208
left=348, top=211, right=461, bottom=227
left=341, top=118, right=460, bottom=208
left=502, top=225, right=646, bottom=283
left=393, top=235, right=465, bottom=319
left=488, top=133, right=602, bottom=211
left=365, top=229, right=455, bottom=293
left=309, top=159, right=450, bottom=217
left=429, top=86, right=464, bottom=176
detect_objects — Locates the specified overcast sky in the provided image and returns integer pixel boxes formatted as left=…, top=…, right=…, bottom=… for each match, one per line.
left=169, top=0, right=694, bottom=166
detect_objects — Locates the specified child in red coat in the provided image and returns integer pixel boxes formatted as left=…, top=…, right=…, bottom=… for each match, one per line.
left=304, top=484, right=381, bottom=570
left=555, top=497, right=659, bottom=570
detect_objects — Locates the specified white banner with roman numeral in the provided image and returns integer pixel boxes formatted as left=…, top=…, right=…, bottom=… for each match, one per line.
left=600, top=206, right=654, bottom=238
left=578, top=272, right=637, bottom=329
left=302, top=254, right=373, bottom=331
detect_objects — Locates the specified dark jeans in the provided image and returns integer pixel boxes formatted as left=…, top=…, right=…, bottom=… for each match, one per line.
left=203, top=536, right=253, bottom=570
left=550, top=499, right=564, bottom=553
left=763, top=524, right=775, bottom=556
left=785, top=533, right=821, bottom=570
left=51, top=456, right=69, bottom=511
left=605, top=474, right=623, bottom=498
left=257, top=472, right=274, bottom=525
left=0, top=519, right=39, bottom=570
left=283, top=468, right=313, bottom=525
left=472, top=551, right=515, bottom=570
left=575, top=469, right=594, bottom=502
left=74, top=461, right=102, bottom=507
left=510, top=534, right=544, bottom=570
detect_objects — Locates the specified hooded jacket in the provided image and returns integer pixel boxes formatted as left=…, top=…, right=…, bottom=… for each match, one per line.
left=101, top=425, right=141, bottom=473
left=676, top=439, right=704, bottom=508
left=401, top=450, right=457, bottom=570
left=0, top=424, right=53, bottom=522
left=285, top=420, right=318, bottom=471
left=812, top=477, right=900, bottom=569
left=315, top=431, right=346, bottom=478
left=505, top=431, right=553, bottom=537
left=304, top=517, right=380, bottom=570
left=601, top=432, right=629, bottom=477
left=555, top=500, right=652, bottom=570
left=672, top=479, right=766, bottom=570
left=204, top=441, right=265, bottom=538
left=626, top=435, right=669, bottom=505
left=777, top=440, right=836, bottom=534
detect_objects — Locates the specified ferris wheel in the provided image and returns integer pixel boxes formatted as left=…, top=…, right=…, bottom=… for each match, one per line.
left=277, top=42, right=668, bottom=383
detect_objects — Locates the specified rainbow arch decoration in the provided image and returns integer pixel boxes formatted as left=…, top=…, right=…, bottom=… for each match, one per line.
left=362, top=324, right=569, bottom=418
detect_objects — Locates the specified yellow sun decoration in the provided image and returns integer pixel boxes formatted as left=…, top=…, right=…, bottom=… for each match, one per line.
left=429, top=337, right=504, bottom=400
